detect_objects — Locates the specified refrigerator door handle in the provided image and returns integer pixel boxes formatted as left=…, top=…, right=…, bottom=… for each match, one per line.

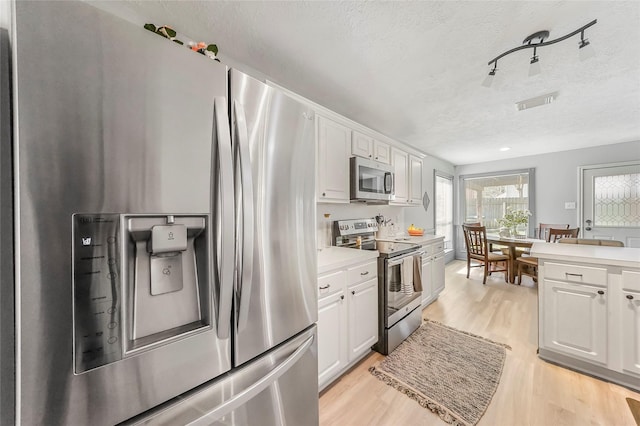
left=185, top=335, right=314, bottom=426
left=233, top=101, right=255, bottom=332
left=214, top=97, right=235, bottom=339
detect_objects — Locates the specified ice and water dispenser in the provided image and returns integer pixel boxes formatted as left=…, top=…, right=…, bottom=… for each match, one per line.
left=73, top=214, right=211, bottom=373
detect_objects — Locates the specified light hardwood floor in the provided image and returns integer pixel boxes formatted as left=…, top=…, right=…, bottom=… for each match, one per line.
left=319, top=260, right=640, bottom=426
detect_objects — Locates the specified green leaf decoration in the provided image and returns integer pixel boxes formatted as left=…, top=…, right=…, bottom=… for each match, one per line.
left=206, top=44, right=218, bottom=54
left=155, top=29, right=168, bottom=39
left=173, top=39, right=184, bottom=45
left=165, top=28, right=177, bottom=38
left=143, top=23, right=156, bottom=32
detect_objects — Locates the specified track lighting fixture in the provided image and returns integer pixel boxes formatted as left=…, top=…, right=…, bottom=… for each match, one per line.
left=482, top=19, right=597, bottom=86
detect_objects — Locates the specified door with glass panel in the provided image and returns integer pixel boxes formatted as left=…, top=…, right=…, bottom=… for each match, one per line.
left=580, top=162, right=640, bottom=247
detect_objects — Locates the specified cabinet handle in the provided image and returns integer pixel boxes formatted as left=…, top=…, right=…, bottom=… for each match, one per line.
left=340, top=295, right=344, bottom=300
left=375, top=156, right=378, bottom=160
left=322, top=192, right=326, bottom=197
left=319, top=284, right=330, bottom=290
left=597, top=290, right=605, bottom=295
left=352, top=290, right=356, bottom=295
left=627, top=294, right=634, bottom=300
left=360, top=271, right=369, bottom=276
left=369, top=154, right=372, bottom=158
left=565, top=273, right=583, bottom=278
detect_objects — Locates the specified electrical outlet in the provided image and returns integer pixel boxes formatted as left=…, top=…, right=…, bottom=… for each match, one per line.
left=564, top=202, right=576, bottom=210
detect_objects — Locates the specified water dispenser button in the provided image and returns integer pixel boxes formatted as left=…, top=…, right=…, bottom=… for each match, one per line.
left=149, top=224, right=187, bottom=254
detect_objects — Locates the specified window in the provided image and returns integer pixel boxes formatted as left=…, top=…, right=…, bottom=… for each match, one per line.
left=435, top=173, right=453, bottom=250
left=460, top=169, right=535, bottom=235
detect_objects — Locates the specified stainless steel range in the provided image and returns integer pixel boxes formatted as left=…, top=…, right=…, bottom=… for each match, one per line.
left=333, top=219, right=423, bottom=355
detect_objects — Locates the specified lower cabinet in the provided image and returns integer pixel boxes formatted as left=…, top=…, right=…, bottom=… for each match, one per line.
left=542, top=279, right=607, bottom=364
left=348, top=278, right=378, bottom=360
left=420, top=237, right=445, bottom=307
left=318, top=289, right=347, bottom=387
left=538, top=259, right=640, bottom=390
left=317, top=260, right=378, bottom=390
left=621, top=270, right=640, bottom=376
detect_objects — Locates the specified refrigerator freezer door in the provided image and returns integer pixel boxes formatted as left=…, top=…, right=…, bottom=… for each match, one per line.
left=123, top=325, right=319, bottom=426
left=13, top=2, right=232, bottom=424
left=230, top=70, right=317, bottom=365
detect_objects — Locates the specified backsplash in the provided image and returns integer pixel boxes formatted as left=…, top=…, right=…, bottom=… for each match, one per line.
left=317, top=203, right=405, bottom=248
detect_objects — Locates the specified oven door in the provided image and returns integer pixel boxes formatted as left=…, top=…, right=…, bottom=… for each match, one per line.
left=385, top=251, right=423, bottom=328
left=350, top=157, right=394, bottom=201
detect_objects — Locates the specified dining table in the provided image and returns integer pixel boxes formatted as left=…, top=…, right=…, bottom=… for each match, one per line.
left=486, top=235, right=546, bottom=283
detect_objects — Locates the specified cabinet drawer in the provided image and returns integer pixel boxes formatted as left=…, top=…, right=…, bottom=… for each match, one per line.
left=347, top=260, right=377, bottom=285
left=544, top=262, right=607, bottom=287
left=433, top=241, right=444, bottom=253
left=421, top=243, right=432, bottom=257
left=318, top=270, right=346, bottom=297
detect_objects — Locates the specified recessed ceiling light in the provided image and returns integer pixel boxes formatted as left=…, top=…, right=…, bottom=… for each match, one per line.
left=499, top=147, right=511, bottom=152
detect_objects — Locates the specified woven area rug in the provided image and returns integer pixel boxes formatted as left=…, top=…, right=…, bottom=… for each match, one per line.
left=369, top=319, right=510, bottom=426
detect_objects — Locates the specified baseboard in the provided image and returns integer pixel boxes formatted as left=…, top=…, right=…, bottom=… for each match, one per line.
left=539, top=348, right=640, bottom=392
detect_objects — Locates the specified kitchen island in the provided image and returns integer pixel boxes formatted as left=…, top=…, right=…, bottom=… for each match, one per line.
left=531, top=242, right=640, bottom=391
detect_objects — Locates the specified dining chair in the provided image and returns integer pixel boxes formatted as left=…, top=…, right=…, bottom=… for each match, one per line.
left=515, top=227, right=580, bottom=285
left=548, top=227, right=580, bottom=242
left=537, top=223, right=569, bottom=241
left=462, top=225, right=509, bottom=285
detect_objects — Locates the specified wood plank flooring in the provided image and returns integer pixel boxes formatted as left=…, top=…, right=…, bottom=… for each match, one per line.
left=319, top=260, right=640, bottom=426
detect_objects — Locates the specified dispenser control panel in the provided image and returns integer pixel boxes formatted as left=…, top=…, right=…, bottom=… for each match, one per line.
left=73, top=214, right=123, bottom=373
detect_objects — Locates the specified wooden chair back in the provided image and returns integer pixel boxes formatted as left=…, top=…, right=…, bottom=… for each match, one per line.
left=462, top=225, right=488, bottom=258
left=538, top=223, right=569, bottom=241
left=548, top=227, right=580, bottom=242
left=558, top=238, right=624, bottom=247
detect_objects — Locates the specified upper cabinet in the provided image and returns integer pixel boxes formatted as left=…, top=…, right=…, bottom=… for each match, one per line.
left=409, top=155, right=423, bottom=205
left=317, top=116, right=351, bottom=203
left=391, top=149, right=422, bottom=206
left=351, top=130, right=390, bottom=165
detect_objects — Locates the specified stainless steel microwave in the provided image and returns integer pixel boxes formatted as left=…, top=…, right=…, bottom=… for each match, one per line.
left=350, top=156, right=395, bottom=203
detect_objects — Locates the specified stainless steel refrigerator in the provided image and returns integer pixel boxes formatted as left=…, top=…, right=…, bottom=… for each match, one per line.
left=0, top=1, right=318, bottom=425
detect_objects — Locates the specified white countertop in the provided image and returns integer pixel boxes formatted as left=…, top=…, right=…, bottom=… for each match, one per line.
left=317, top=247, right=379, bottom=275
left=531, top=242, right=640, bottom=269
left=378, top=234, right=444, bottom=246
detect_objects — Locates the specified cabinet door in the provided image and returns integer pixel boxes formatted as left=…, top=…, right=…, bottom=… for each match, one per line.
left=543, top=279, right=607, bottom=364
left=373, top=140, right=391, bottom=164
left=390, top=148, right=408, bottom=204
left=432, top=253, right=445, bottom=296
left=318, top=291, right=348, bottom=388
left=622, top=271, right=640, bottom=376
left=409, top=155, right=423, bottom=205
left=317, top=116, right=350, bottom=203
left=351, top=130, right=373, bottom=159
left=421, top=258, right=433, bottom=306
left=348, top=278, right=378, bottom=361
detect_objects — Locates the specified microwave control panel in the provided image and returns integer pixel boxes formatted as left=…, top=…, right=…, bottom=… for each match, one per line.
left=72, top=214, right=123, bottom=373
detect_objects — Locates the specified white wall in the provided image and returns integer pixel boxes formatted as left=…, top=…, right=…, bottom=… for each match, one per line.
left=454, top=140, right=640, bottom=256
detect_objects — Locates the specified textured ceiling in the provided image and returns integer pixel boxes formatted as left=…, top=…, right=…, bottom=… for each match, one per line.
left=91, top=1, right=640, bottom=165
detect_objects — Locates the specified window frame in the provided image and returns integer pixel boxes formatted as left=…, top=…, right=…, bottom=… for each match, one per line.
left=434, top=171, right=454, bottom=252
left=458, top=168, right=536, bottom=236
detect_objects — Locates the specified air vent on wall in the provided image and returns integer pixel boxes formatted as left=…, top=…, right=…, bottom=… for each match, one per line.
left=516, top=91, right=559, bottom=111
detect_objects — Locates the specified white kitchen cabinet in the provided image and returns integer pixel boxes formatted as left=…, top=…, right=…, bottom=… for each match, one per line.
left=420, top=238, right=445, bottom=307
left=621, top=270, right=640, bottom=376
left=318, top=290, right=348, bottom=388
left=409, top=155, right=423, bottom=205
left=317, top=116, right=350, bottom=203
left=351, top=130, right=390, bottom=164
left=542, top=278, right=607, bottom=364
left=534, top=244, right=640, bottom=391
left=421, top=256, right=433, bottom=306
left=317, top=259, right=378, bottom=390
left=348, top=278, right=378, bottom=360
left=390, top=148, right=423, bottom=206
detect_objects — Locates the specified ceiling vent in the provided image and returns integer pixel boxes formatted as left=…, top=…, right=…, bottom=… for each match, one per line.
left=516, top=91, right=559, bottom=111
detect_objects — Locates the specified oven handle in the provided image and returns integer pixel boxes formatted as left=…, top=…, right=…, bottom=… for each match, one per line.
left=387, top=250, right=424, bottom=267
